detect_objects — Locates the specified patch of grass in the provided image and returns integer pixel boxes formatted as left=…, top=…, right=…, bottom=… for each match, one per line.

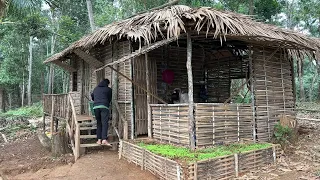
left=0, top=102, right=43, bottom=119
left=138, top=142, right=272, bottom=162
left=315, top=170, right=320, bottom=177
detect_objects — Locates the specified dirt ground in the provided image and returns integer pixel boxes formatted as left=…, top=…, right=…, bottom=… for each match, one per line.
left=1, top=119, right=320, bottom=180
left=0, top=135, right=157, bottom=180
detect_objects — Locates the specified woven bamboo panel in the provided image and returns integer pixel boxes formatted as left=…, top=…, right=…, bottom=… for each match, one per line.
left=150, top=104, right=190, bottom=146
left=195, top=103, right=253, bottom=147
left=205, top=50, right=248, bottom=103
left=252, top=47, right=295, bottom=142
left=120, top=141, right=181, bottom=180
left=189, top=155, right=236, bottom=180
left=81, top=61, right=91, bottom=115
left=149, top=45, right=204, bottom=103
left=238, top=148, right=273, bottom=173
left=133, top=54, right=158, bottom=136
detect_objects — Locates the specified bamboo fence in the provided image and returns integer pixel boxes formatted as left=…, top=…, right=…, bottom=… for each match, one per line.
left=119, top=140, right=281, bottom=180
left=195, top=103, right=253, bottom=147
left=150, top=103, right=254, bottom=147
left=43, top=94, right=68, bottom=119
left=150, top=104, right=190, bottom=146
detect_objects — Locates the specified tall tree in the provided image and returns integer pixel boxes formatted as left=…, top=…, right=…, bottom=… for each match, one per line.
left=86, top=0, right=96, bottom=31
left=27, top=36, right=33, bottom=106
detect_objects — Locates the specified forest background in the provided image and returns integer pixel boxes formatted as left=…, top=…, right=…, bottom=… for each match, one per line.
left=0, top=0, right=319, bottom=112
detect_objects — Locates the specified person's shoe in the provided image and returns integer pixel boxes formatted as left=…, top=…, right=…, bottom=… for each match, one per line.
left=96, top=139, right=102, bottom=145
left=101, top=140, right=112, bottom=147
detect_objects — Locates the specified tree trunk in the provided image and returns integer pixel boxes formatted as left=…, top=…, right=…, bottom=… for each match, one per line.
left=249, top=0, right=254, bottom=15
left=309, top=69, right=317, bottom=102
left=21, top=71, right=25, bottom=107
left=8, top=92, right=12, bottom=109
left=0, top=88, right=4, bottom=113
left=27, top=36, right=33, bottom=106
left=48, top=35, right=56, bottom=94
left=86, top=0, right=96, bottom=32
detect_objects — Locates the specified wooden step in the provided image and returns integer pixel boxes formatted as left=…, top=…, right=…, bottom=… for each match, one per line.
left=80, top=142, right=120, bottom=148
left=80, top=135, right=96, bottom=139
left=80, top=143, right=101, bottom=148
left=79, top=127, right=97, bottom=130
left=76, top=115, right=94, bottom=121
left=79, top=122, right=96, bottom=126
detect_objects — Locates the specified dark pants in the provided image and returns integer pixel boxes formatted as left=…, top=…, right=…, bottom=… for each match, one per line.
left=94, top=108, right=110, bottom=140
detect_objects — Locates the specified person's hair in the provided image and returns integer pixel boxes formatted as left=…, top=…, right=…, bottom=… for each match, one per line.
left=104, top=79, right=110, bottom=85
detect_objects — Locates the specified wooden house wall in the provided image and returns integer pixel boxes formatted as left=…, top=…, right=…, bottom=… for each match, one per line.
left=148, top=45, right=204, bottom=103
left=69, top=58, right=82, bottom=115
left=252, top=47, right=295, bottom=142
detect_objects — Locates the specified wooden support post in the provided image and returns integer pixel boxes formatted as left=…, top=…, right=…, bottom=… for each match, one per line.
left=249, top=46, right=256, bottom=142
left=176, top=165, right=181, bottom=180
left=187, top=33, right=195, bottom=150
left=111, top=62, right=119, bottom=150
left=234, top=153, right=239, bottom=177
left=74, top=123, right=80, bottom=161
left=50, top=96, right=55, bottom=136
left=193, top=162, right=198, bottom=180
left=146, top=53, right=152, bottom=138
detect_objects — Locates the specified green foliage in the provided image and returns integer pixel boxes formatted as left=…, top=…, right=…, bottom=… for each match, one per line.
left=1, top=123, right=37, bottom=138
left=0, top=102, right=43, bottom=119
left=138, top=142, right=271, bottom=162
left=315, top=170, right=320, bottom=177
left=273, top=122, right=293, bottom=146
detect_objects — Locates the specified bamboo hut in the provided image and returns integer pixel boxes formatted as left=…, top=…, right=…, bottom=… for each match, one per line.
left=43, top=5, right=320, bottom=159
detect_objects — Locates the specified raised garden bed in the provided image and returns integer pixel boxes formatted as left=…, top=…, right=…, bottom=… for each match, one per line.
left=119, top=140, right=281, bottom=180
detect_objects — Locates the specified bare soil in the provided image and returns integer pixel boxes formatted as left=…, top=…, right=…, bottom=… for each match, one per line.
left=1, top=119, right=320, bottom=180
left=0, top=135, right=156, bottom=180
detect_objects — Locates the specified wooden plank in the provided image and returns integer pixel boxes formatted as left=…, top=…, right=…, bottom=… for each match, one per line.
left=187, top=33, right=195, bottom=150
left=146, top=53, right=152, bottom=138
left=50, top=96, right=55, bottom=136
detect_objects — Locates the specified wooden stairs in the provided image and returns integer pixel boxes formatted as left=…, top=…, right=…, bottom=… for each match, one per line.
left=66, top=95, right=118, bottom=161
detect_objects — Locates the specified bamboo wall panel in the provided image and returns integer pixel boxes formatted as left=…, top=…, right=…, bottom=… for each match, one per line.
left=150, top=104, right=190, bottom=146
left=205, top=50, right=248, bottom=103
left=252, top=47, right=295, bottom=142
left=116, top=41, right=133, bottom=138
left=195, top=103, right=253, bottom=147
left=149, top=45, right=204, bottom=103
left=81, top=61, right=91, bottom=115
left=133, top=55, right=158, bottom=135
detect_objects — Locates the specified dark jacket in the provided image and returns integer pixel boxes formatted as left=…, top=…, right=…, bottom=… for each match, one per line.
left=91, top=80, right=112, bottom=108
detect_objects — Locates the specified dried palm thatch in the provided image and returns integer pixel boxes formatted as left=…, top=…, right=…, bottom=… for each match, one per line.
left=44, top=5, right=320, bottom=64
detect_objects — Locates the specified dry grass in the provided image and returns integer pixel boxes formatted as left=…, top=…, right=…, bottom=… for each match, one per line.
left=44, top=5, right=320, bottom=64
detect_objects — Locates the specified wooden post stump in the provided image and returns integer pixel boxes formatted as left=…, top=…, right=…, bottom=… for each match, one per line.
left=51, top=131, right=69, bottom=157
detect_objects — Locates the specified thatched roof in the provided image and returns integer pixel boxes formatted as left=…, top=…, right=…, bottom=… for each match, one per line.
left=44, top=5, right=320, bottom=64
